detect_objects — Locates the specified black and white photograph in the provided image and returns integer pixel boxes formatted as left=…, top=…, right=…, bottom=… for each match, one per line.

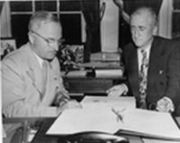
left=1, top=0, right=180, bottom=143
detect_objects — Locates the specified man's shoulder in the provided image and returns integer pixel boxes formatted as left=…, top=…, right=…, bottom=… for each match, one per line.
left=153, top=36, right=179, bottom=52
left=123, top=42, right=136, bottom=54
left=2, top=43, right=30, bottom=66
left=153, top=36, right=175, bottom=45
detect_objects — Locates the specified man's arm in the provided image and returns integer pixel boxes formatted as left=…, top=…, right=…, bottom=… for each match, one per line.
left=52, top=58, right=81, bottom=110
left=157, top=42, right=180, bottom=113
left=2, top=58, right=58, bottom=117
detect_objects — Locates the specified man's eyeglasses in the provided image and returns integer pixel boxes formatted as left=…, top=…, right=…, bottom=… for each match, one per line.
left=31, top=30, right=65, bottom=46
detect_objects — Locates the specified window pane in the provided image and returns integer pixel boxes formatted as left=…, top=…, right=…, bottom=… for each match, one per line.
left=10, top=1, right=32, bottom=11
left=35, top=0, right=57, bottom=11
left=11, top=15, right=31, bottom=47
left=60, top=14, right=81, bottom=44
left=60, top=0, right=81, bottom=11
left=173, top=0, right=180, bottom=10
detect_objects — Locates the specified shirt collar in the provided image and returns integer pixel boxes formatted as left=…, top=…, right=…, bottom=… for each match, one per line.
left=32, top=51, right=44, bottom=68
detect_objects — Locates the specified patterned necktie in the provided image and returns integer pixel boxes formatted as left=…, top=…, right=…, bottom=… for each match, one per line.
left=139, top=50, right=148, bottom=109
left=40, top=61, right=48, bottom=100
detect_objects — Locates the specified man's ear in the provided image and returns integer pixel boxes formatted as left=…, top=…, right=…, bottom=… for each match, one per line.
left=28, top=31, right=34, bottom=44
left=153, top=24, right=158, bottom=36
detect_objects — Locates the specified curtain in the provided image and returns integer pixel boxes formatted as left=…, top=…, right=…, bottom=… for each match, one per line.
left=81, top=0, right=101, bottom=62
left=123, top=0, right=163, bottom=15
left=0, top=1, right=12, bottom=38
left=158, top=0, right=173, bottom=39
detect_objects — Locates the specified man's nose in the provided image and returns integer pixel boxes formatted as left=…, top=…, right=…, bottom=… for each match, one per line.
left=51, top=43, right=59, bottom=51
left=133, top=29, right=140, bottom=37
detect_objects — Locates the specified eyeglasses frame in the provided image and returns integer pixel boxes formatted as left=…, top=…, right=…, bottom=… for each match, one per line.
left=30, top=30, right=65, bottom=46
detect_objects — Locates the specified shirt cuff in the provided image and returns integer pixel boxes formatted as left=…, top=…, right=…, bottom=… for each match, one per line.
left=163, top=97, right=175, bottom=112
left=121, top=84, right=128, bottom=95
left=40, top=107, right=58, bottom=117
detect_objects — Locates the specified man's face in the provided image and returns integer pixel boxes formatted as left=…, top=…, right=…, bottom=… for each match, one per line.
left=31, top=21, right=62, bottom=60
left=130, top=12, right=156, bottom=49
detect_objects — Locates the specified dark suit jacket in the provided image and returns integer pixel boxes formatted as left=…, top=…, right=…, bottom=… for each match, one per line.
left=122, top=36, right=180, bottom=116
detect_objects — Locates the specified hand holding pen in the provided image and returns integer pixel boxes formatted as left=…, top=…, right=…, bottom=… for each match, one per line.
left=55, top=91, right=82, bottom=115
left=54, top=90, right=70, bottom=107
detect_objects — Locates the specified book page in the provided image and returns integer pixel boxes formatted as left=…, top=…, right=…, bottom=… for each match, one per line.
left=47, top=96, right=135, bottom=135
left=119, top=109, right=180, bottom=141
left=47, top=97, right=180, bottom=141
left=46, top=105, right=122, bottom=135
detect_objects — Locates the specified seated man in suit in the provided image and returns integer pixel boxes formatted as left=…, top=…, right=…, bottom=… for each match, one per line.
left=2, top=11, right=80, bottom=117
left=107, top=6, right=180, bottom=116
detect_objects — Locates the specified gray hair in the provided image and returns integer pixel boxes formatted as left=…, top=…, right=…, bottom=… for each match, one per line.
left=28, top=11, right=61, bottom=31
left=131, top=7, right=158, bottom=26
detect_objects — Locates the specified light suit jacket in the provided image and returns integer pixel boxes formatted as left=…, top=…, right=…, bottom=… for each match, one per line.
left=123, top=36, right=180, bottom=115
left=2, top=43, right=67, bottom=117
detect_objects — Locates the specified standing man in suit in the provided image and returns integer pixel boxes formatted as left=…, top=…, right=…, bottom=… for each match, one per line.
left=107, top=7, right=180, bottom=116
left=2, top=11, right=80, bottom=117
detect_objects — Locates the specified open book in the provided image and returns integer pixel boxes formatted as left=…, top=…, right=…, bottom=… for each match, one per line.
left=46, top=96, right=180, bottom=141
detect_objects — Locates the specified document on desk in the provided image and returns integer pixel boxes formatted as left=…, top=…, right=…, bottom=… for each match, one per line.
left=142, top=138, right=180, bottom=143
left=118, top=109, right=180, bottom=141
left=47, top=96, right=135, bottom=135
left=81, top=96, right=135, bottom=109
left=46, top=97, right=180, bottom=141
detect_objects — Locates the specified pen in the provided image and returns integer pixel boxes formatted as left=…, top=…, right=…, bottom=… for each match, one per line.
left=111, top=108, right=124, bottom=123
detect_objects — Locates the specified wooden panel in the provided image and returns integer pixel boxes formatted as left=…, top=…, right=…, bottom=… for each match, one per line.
left=64, top=78, right=114, bottom=94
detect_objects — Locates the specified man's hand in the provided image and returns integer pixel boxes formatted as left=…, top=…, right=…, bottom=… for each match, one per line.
left=106, top=84, right=128, bottom=97
left=156, top=97, right=174, bottom=113
left=56, top=100, right=82, bottom=115
left=53, top=90, right=70, bottom=107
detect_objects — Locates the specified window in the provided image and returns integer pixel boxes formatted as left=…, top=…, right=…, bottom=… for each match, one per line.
left=172, top=0, right=180, bottom=38
left=10, top=0, right=84, bottom=47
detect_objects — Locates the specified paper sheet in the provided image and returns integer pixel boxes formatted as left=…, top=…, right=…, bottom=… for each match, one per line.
left=47, top=96, right=135, bottom=135
left=81, top=96, right=135, bottom=109
left=142, top=138, right=180, bottom=143
left=119, top=109, right=180, bottom=141
left=47, top=106, right=122, bottom=135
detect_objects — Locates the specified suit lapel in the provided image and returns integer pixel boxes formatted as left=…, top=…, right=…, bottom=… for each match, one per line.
left=128, top=46, right=139, bottom=97
left=26, top=46, right=43, bottom=94
left=147, top=37, right=161, bottom=95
